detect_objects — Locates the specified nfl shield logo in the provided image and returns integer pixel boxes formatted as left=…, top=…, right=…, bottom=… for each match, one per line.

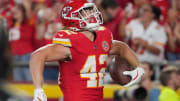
left=102, top=41, right=109, bottom=52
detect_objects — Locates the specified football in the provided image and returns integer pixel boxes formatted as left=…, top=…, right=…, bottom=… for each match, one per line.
left=107, top=55, right=132, bottom=85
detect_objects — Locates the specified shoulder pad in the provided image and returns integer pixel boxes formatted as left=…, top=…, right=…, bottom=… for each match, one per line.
left=52, top=30, right=77, bottom=47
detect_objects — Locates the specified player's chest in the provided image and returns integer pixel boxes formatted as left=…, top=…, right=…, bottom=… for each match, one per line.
left=71, top=34, right=110, bottom=55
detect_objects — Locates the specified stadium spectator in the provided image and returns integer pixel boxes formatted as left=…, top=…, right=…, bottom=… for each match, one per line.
left=119, top=0, right=150, bottom=42
left=101, top=0, right=127, bottom=41
left=140, top=62, right=160, bottom=101
left=164, top=8, right=180, bottom=61
left=159, top=65, right=180, bottom=101
left=29, top=0, right=144, bottom=101
left=125, top=4, right=167, bottom=64
left=118, top=0, right=150, bottom=43
left=9, top=4, right=35, bottom=81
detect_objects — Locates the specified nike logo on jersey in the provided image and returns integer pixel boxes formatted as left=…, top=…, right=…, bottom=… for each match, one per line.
left=58, top=34, right=64, bottom=37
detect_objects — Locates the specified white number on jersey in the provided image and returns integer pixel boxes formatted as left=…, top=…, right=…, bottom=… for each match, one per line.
left=80, top=54, right=107, bottom=88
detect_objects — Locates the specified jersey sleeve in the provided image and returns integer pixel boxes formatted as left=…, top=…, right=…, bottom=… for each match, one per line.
left=52, top=30, right=72, bottom=47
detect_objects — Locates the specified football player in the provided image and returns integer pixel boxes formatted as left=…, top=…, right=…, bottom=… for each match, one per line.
left=30, top=0, right=144, bottom=101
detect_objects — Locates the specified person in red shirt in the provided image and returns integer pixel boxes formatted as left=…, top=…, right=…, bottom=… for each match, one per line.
left=117, top=0, right=150, bottom=43
left=9, top=4, right=36, bottom=81
left=100, top=0, right=126, bottom=41
left=30, top=0, right=145, bottom=101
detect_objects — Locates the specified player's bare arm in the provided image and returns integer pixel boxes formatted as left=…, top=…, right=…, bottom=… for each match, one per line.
left=109, top=40, right=144, bottom=87
left=109, top=40, right=139, bottom=68
left=30, top=44, right=71, bottom=89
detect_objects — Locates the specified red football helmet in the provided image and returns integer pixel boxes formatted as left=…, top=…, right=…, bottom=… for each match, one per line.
left=61, top=0, right=103, bottom=31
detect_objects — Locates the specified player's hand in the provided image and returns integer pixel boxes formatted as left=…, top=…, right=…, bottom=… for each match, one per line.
left=123, top=67, right=145, bottom=87
left=33, top=88, right=47, bottom=101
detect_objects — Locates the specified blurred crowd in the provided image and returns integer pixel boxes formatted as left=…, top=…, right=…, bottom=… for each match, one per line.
left=1, top=0, right=180, bottom=100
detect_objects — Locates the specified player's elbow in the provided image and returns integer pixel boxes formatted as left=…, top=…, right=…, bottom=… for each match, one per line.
left=111, top=40, right=131, bottom=57
left=114, top=41, right=130, bottom=57
left=120, top=43, right=131, bottom=58
left=30, top=50, right=46, bottom=68
left=30, top=50, right=46, bottom=62
left=30, top=51, right=40, bottom=62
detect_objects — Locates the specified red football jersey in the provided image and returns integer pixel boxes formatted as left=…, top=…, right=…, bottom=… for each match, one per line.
left=9, top=23, right=35, bottom=55
left=53, top=26, right=113, bottom=101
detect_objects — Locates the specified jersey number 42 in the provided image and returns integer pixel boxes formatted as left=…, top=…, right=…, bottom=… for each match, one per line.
left=80, top=54, right=107, bottom=88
